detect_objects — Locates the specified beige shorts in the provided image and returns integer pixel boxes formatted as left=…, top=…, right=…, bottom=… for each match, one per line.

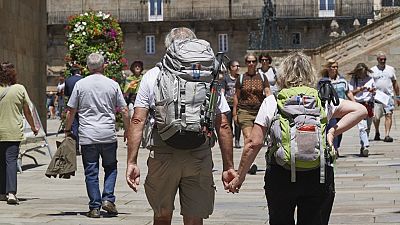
left=237, top=108, right=258, bottom=129
left=144, top=145, right=215, bottom=219
left=374, top=100, right=394, bottom=119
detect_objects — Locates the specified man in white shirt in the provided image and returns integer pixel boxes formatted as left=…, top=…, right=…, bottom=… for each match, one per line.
left=371, top=51, right=400, bottom=142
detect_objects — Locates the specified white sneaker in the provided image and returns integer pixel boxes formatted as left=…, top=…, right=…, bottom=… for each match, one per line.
left=7, top=193, right=19, bottom=205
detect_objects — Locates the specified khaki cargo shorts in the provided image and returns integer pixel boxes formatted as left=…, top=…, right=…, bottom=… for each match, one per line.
left=237, top=108, right=258, bottom=129
left=144, top=144, right=215, bottom=219
left=374, top=98, right=394, bottom=119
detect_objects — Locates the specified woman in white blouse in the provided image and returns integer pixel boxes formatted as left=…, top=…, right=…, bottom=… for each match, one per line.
left=228, top=52, right=367, bottom=225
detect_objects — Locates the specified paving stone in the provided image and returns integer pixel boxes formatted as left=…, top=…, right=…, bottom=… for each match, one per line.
left=1, top=111, right=400, bottom=224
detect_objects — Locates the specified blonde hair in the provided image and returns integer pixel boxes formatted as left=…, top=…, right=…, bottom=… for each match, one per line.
left=277, top=52, right=316, bottom=89
left=320, top=59, right=337, bottom=78
left=244, top=52, right=257, bottom=63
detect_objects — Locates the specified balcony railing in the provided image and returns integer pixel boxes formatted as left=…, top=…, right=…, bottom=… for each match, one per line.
left=47, top=6, right=262, bottom=25
left=275, top=3, right=373, bottom=18
left=47, top=3, right=374, bottom=25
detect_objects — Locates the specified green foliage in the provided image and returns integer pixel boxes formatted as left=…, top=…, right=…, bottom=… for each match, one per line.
left=64, top=11, right=127, bottom=83
left=64, top=11, right=127, bottom=129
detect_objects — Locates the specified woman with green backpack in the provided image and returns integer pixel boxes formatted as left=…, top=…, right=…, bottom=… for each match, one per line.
left=228, top=52, right=367, bottom=225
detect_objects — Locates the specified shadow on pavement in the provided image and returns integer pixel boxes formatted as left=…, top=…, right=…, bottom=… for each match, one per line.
left=18, top=197, right=40, bottom=202
left=21, top=164, right=46, bottom=171
left=47, top=211, right=87, bottom=216
left=47, top=211, right=129, bottom=217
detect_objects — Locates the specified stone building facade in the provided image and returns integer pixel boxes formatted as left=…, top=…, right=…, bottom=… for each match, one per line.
left=47, top=0, right=263, bottom=69
left=0, top=0, right=47, bottom=128
left=47, top=0, right=374, bottom=70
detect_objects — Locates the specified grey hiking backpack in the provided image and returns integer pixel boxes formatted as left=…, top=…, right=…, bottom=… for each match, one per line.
left=154, top=39, right=219, bottom=149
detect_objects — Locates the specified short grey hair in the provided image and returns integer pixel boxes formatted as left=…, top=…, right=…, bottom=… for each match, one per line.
left=87, top=53, right=104, bottom=72
left=277, top=52, right=316, bottom=89
left=376, top=51, right=386, bottom=58
left=164, top=27, right=196, bottom=48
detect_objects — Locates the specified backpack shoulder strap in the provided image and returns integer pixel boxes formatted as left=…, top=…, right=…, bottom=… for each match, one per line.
left=259, top=71, right=265, bottom=83
left=272, top=67, right=277, bottom=80
left=239, top=74, right=244, bottom=88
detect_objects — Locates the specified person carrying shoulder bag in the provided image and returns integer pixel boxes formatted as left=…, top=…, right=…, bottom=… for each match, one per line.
left=0, top=61, right=38, bottom=205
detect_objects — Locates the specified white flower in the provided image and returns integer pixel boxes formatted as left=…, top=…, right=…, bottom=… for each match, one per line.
left=68, top=33, right=72, bottom=38
left=74, top=23, right=79, bottom=28
left=69, top=44, right=75, bottom=50
left=82, top=32, right=86, bottom=36
left=82, top=21, right=87, bottom=26
left=103, top=14, right=110, bottom=19
left=84, top=12, right=88, bottom=16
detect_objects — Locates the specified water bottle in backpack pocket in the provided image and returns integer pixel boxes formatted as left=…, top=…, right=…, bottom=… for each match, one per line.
left=295, top=124, right=320, bottom=156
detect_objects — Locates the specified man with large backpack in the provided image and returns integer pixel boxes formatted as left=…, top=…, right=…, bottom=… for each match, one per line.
left=126, top=27, right=236, bottom=225
left=228, top=52, right=367, bottom=225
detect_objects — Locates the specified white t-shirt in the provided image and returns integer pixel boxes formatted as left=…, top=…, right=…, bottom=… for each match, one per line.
left=258, top=67, right=278, bottom=94
left=57, top=82, right=65, bottom=93
left=371, top=65, right=396, bottom=96
left=255, top=95, right=338, bottom=128
left=349, top=76, right=374, bottom=103
left=134, top=66, right=230, bottom=114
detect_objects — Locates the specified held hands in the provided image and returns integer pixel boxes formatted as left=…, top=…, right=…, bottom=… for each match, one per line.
left=227, top=174, right=244, bottom=194
left=222, top=168, right=246, bottom=194
left=222, top=168, right=237, bottom=191
left=126, top=163, right=140, bottom=192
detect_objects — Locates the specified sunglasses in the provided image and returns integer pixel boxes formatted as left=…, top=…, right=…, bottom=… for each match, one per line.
left=260, top=59, right=270, bottom=63
left=330, top=66, right=338, bottom=69
left=246, top=60, right=257, bottom=64
left=378, top=58, right=386, bottom=61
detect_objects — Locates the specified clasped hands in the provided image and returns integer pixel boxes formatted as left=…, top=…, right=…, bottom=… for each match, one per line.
left=222, top=169, right=244, bottom=194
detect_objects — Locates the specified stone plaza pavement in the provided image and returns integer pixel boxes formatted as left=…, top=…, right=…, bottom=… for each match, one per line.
left=1, top=113, right=400, bottom=225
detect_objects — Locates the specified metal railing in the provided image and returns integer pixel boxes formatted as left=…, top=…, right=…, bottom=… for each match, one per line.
left=381, top=0, right=400, bottom=7
left=47, top=3, right=374, bottom=25
left=275, top=3, right=373, bottom=18
left=47, top=6, right=263, bottom=24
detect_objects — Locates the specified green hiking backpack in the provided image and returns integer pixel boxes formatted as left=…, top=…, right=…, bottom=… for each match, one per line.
left=267, top=86, right=335, bottom=183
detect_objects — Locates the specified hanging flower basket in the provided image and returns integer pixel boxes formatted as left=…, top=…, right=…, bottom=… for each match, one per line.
left=64, top=11, right=128, bottom=130
left=64, top=11, right=127, bottom=83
